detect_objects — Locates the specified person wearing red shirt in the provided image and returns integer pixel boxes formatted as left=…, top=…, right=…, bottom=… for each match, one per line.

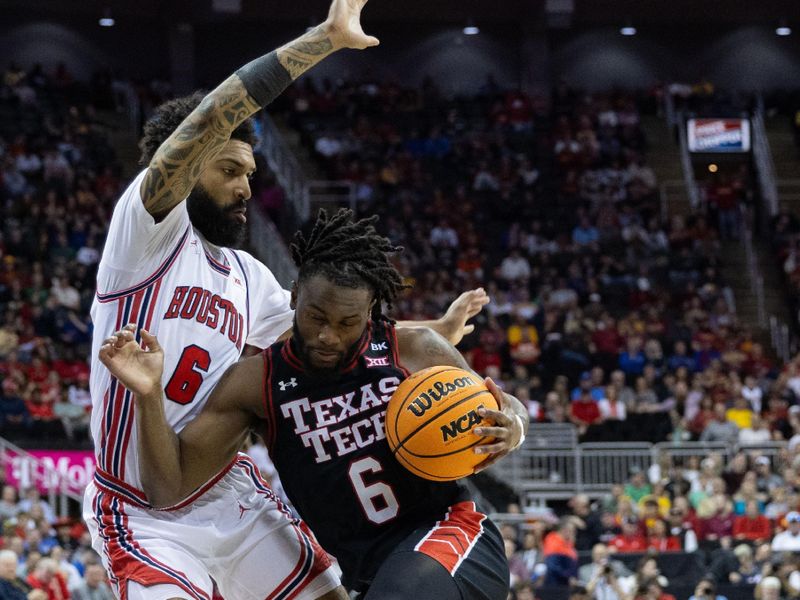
left=570, top=389, right=602, bottom=433
left=733, top=500, right=772, bottom=544
left=609, top=517, right=648, bottom=553
left=647, top=520, right=681, bottom=552
left=26, top=356, right=51, bottom=384
left=26, top=558, right=70, bottom=600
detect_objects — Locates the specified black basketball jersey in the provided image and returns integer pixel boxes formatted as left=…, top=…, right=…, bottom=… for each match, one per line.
left=262, top=320, right=470, bottom=589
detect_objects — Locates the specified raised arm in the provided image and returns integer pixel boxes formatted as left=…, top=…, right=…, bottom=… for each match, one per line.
left=99, top=325, right=262, bottom=507
left=396, top=326, right=528, bottom=470
left=140, top=0, right=379, bottom=219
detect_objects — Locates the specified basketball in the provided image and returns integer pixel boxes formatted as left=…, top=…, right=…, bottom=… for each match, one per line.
left=385, top=366, right=499, bottom=481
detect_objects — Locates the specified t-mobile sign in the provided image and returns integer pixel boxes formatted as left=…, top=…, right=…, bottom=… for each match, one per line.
left=5, top=450, right=95, bottom=495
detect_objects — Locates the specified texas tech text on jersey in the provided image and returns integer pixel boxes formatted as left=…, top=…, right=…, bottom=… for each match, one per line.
left=278, top=376, right=401, bottom=463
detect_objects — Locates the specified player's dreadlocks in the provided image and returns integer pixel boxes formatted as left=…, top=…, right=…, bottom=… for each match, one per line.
left=291, top=208, right=409, bottom=321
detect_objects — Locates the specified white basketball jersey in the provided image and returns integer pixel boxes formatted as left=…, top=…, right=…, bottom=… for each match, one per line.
left=90, top=170, right=293, bottom=493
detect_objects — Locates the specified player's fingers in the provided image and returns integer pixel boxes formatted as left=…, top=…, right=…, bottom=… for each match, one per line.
left=477, top=407, right=510, bottom=428
left=140, top=329, right=162, bottom=353
left=462, top=324, right=475, bottom=336
left=114, top=329, right=135, bottom=347
left=474, top=441, right=507, bottom=455
left=361, top=35, right=380, bottom=47
left=99, top=344, right=114, bottom=362
left=482, top=378, right=508, bottom=409
left=473, top=425, right=509, bottom=439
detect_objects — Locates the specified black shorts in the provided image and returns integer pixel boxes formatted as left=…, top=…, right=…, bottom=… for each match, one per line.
left=355, top=501, right=509, bottom=600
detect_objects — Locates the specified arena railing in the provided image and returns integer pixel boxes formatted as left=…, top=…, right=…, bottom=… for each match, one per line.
left=259, top=114, right=311, bottom=222
left=0, top=436, right=82, bottom=517
left=248, top=207, right=298, bottom=288
left=306, top=180, right=358, bottom=214
left=753, top=95, right=779, bottom=219
left=740, top=204, right=767, bottom=328
left=769, top=314, right=792, bottom=362
left=491, top=436, right=786, bottom=505
left=675, top=113, right=702, bottom=211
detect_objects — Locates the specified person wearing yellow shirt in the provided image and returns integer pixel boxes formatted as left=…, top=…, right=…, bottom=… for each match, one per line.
left=726, top=396, right=753, bottom=430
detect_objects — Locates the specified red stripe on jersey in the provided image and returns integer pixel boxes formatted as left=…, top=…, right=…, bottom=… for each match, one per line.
left=294, top=519, right=333, bottom=586
left=264, top=525, right=308, bottom=600
left=99, top=298, right=128, bottom=468
left=95, top=226, right=190, bottom=302
left=342, top=322, right=372, bottom=373
left=385, top=322, right=411, bottom=377
left=95, top=494, right=210, bottom=600
left=262, top=349, right=276, bottom=453
left=282, top=341, right=305, bottom=372
left=143, top=278, right=162, bottom=332
left=118, top=279, right=163, bottom=479
left=413, top=501, right=486, bottom=575
left=104, top=289, right=145, bottom=474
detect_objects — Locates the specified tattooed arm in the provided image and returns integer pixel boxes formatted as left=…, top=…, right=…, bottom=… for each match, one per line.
left=140, top=0, right=378, bottom=219
left=396, top=326, right=529, bottom=466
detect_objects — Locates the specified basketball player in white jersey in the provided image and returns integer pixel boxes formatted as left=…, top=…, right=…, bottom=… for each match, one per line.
left=83, top=1, right=488, bottom=599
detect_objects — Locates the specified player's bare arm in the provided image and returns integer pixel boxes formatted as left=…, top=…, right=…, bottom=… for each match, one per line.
left=140, top=0, right=378, bottom=219
left=99, top=324, right=259, bottom=507
left=396, top=326, right=528, bottom=469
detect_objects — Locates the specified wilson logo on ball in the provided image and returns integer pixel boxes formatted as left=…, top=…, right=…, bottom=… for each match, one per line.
left=441, top=406, right=484, bottom=441
left=405, top=376, right=477, bottom=418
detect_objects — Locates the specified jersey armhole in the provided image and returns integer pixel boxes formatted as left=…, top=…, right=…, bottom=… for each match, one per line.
left=386, top=322, right=411, bottom=377
left=96, top=225, right=191, bottom=303
left=261, top=349, right=277, bottom=453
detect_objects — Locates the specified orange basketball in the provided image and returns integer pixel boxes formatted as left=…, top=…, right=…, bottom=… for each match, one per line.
left=385, top=366, right=498, bottom=481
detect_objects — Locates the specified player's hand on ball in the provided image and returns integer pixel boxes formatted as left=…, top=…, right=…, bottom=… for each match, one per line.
left=99, top=323, right=164, bottom=399
left=323, top=0, right=379, bottom=50
left=472, top=377, right=526, bottom=473
left=441, top=288, right=490, bottom=346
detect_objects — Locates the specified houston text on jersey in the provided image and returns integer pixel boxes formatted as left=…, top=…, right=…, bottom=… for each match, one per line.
left=163, top=285, right=245, bottom=350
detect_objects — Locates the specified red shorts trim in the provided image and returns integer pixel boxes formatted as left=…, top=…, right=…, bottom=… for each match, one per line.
left=93, top=491, right=210, bottom=600
left=413, top=501, right=487, bottom=575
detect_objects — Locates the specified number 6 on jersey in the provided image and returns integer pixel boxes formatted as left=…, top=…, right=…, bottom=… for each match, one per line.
left=165, top=345, right=211, bottom=405
left=348, top=457, right=399, bottom=524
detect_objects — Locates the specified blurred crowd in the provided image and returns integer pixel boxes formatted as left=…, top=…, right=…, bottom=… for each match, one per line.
left=280, top=76, right=776, bottom=449
left=3, top=59, right=800, bottom=599
left=275, top=76, right=800, bottom=598
left=496, top=442, right=800, bottom=600
left=0, top=62, right=124, bottom=447
left=0, top=482, right=111, bottom=600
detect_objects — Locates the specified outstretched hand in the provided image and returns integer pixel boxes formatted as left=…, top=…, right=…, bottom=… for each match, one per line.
left=472, top=377, right=527, bottom=473
left=324, top=0, right=379, bottom=50
left=441, top=288, right=490, bottom=346
left=98, top=324, right=164, bottom=399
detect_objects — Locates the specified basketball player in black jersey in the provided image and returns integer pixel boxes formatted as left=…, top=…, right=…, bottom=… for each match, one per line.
left=100, top=209, right=528, bottom=599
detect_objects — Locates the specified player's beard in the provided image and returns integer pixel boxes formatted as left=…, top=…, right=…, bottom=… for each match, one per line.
left=186, top=183, right=246, bottom=248
left=291, top=317, right=364, bottom=380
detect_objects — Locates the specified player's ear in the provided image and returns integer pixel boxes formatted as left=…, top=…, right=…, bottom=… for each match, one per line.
left=290, top=281, right=297, bottom=310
